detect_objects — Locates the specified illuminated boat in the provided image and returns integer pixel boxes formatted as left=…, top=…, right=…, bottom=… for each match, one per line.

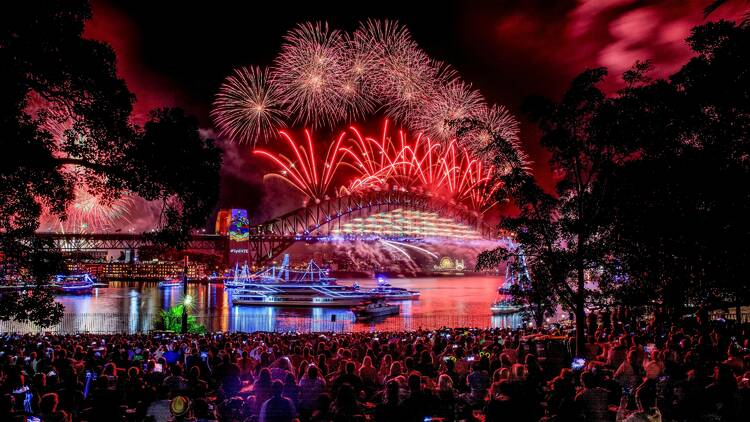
left=491, top=293, right=524, bottom=315
left=224, top=262, right=256, bottom=288
left=51, top=273, right=94, bottom=294
left=158, top=278, right=183, bottom=288
left=353, top=298, right=400, bottom=320
left=365, top=277, right=420, bottom=300
left=232, top=256, right=373, bottom=307
left=491, top=241, right=529, bottom=315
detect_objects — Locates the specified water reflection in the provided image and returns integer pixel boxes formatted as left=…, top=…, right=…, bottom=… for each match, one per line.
left=39, top=276, right=524, bottom=333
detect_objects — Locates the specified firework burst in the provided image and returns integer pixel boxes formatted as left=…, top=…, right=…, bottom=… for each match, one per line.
left=40, top=188, right=134, bottom=232
left=413, top=79, right=485, bottom=141
left=254, top=129, right=348, bottom=204
left=339, top=31, right=379, bottom=121
left=272, top=22, right=348, bottom=129
left=459, top=104, right=523, bottom=164
left=212, top=66, right=288, bottom=145
left=255, top=120, right=503, bottom=214
left=356, top=20, right=436, bottom=125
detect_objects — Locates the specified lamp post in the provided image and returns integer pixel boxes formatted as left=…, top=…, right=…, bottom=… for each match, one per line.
left=181, top=255, right=189, bottom=334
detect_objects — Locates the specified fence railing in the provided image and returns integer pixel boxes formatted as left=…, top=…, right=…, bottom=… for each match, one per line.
left=0, top=312, right=523, bottom=334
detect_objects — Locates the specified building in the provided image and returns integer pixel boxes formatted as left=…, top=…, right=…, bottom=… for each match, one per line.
left=67, top=260, right=208, bottom=281
left=216, top=208, right=250, bottom=265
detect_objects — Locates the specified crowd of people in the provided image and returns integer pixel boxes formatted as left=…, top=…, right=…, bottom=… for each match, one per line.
left=1, top=309, right=749, bottom=421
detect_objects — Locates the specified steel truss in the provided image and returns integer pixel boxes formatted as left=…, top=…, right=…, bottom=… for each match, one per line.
left=34, top=233, right=227, bottom=252
left=246, top=190, right=494, bottom=264
left=34, top=191, right=495, bottom=265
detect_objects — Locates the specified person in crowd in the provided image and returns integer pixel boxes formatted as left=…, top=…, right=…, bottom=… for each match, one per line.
left=0, top=321, right=747, bottom=422
left=374, top=379, right=401, bottom=422
left=616, top=350, right=644, bottom=394
left=576, top=370, right=610, bottom=422
left=616, top=382, right=662, bottom=422
left=252, top=367, right=275, bottom=416
left=298, top=364, right=326, bottom=419
left=39, top=392, right=71, bottom=422
left=400, top=373, right=434, bottom=421
left=358, top=356, right=378, bottom=387
left=328, top=383, right=360, bottom=422
left=282, top=372, right=300, bottom=407
left=466, top=362, right=490, bottom=405
left=259, top=380, right=296, bottom=422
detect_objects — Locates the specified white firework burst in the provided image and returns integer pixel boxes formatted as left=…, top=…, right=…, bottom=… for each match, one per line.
left=271, top=21, right=348, bottom=128
left=211, top=66, right=288, bottom=145
left=460, top=104, right=525, bottom=171
left=356, top=19, right=437, bottom=125
left=339, top=31, right=380, bottom=121
left=412, top=79, right=485, bottom=140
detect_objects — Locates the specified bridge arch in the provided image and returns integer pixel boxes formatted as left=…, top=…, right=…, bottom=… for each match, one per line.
left=247, top=190, right=495, bottom=264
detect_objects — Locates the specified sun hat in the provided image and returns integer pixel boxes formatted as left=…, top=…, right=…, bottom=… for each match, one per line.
left=170, top=395, right=190, bottom=417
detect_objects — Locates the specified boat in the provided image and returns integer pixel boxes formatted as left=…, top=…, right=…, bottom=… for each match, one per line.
left=491, top=289, right=525, bottom=315
left=158, top=278, right=183, bottom=288
left=231, top=255, right=374, bottom=307
left=365, top=277, right=420, bottom=300
left=353, top=298, right=400, bottom=320
left=51, top=273, right=94, bottom=294
left=224, top=262, right=256, bottom=288
left=491, top=240, right=529, bottom=315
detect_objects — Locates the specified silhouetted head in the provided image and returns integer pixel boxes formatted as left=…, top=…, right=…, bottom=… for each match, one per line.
left=272, top=380, right=283, bottom=398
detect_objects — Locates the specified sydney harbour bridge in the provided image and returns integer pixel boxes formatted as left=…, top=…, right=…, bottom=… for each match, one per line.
left=37, top=190, right=497, bottom=265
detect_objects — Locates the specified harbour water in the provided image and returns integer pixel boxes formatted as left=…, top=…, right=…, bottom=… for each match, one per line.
left=7, top=276, right=526, bottom=333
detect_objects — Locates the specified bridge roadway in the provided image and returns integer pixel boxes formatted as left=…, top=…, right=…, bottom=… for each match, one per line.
left=36, top=191, right=496, bottom=264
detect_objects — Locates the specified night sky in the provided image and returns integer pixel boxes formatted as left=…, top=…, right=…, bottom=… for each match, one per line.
left=84, top=0, right=746, bottom=222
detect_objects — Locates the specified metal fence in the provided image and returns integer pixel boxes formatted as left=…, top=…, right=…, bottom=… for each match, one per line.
left=0, top=312, right=522, bottom=334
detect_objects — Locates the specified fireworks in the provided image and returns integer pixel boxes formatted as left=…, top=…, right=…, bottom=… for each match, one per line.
left=272, top=22, right=348, bottom=129
left=223, top=19, right=524, bottom=216
left=254, top=129, right=347, bottom=204
left=40, top=188, right=134, bottom=232
left=212, top=19, right=520, bottom=149
left=212, top=66, right=288, bottom=145
left=256, top=120, right=502, bottom=213
left=69, top=190, right=133, bottom=231
left=461, top=104, right=521, bottom=156
left=355, top=20, right=437, bottom=125
left=412, top=79, right=485, bottom=140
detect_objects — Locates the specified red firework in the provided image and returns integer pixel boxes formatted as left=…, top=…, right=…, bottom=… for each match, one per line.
left=255, top=120, right=502, bottom=213
left=253, top=129, right=348, bottom=204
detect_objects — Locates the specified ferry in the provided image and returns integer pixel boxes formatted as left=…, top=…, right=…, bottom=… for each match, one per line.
left=232, top=256, right=373, bottom=307
left=364, top=277, right=420, bottom=300
left=353, top=298, right=400, bottom=320
left=491, top=291, right=525, bottom=315
left=51, top=273, right=95, bottom=294
left=158, top=278, right=183, bottom=288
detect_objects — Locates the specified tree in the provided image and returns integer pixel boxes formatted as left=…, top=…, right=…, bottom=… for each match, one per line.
left=472, top=69, right=623, bottom=356
left=601, top=20, right=750, bottom=317
left=476, top=169, right=564, bottom=328
left=0, top=1, right=222, bottom=326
